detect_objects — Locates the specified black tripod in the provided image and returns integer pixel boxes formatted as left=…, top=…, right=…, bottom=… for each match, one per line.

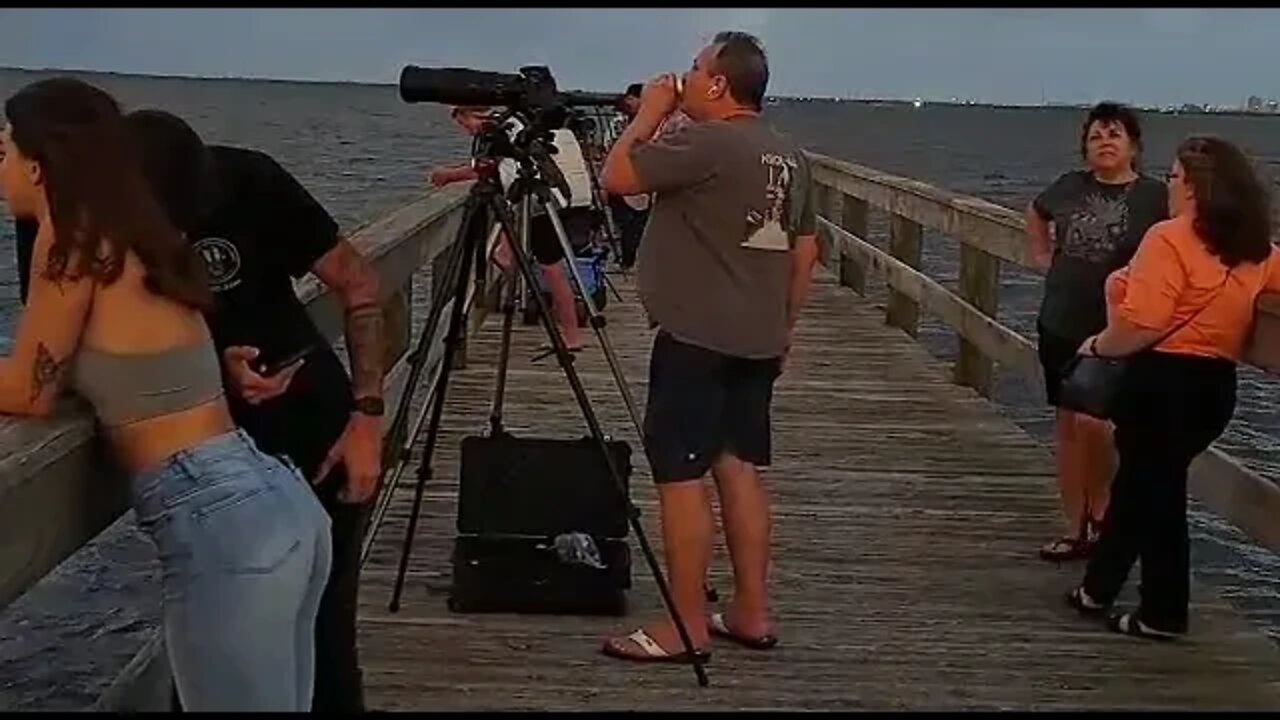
left=361, top=123, right=709, bottom=687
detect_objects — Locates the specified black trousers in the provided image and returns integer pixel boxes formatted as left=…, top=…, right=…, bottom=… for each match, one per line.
left=309, top=464, right=373, bottom=712
left=171, top=462, right=371, bottom=712
left=1082, top=351, right=1236, bottom=632
left=608, top=197, right=648, bottom=269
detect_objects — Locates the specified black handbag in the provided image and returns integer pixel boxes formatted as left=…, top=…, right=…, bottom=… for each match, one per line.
left=1057, top=273, right=1230, bottom=420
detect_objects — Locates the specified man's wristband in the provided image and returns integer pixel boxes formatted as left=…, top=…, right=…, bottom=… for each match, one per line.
left=353, top=396, right=385, bottom=417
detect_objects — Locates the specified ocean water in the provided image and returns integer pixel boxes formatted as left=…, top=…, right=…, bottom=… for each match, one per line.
left=1, top=68, right=1279, bottom=708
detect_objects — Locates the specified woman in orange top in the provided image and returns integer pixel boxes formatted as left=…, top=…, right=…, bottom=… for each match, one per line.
left=1065, top=135, right=1280, bottom=640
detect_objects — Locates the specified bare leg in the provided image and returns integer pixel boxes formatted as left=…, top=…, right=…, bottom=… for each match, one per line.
left=711, top=452, right=773, bottom=638
left=492, top=231, right=513, bottom=273
left=539, top=262, right=583, bottom=350
left=603, top=479, right=712, bottom=655
left=1077, top=414, right=1116, bottom=530
left=1053, top=408, right=1087, bottom=538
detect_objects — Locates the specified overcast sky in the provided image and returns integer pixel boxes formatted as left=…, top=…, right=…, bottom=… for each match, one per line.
left=0, top=8, right=1276, bottom=107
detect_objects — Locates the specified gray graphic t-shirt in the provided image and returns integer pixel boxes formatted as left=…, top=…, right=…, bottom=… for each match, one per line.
left=1033, top=170, right=1168, bottom=340
left=630, top=117, right=816, bottom=359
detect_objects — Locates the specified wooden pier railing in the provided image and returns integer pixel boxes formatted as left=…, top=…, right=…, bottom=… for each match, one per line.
left=807, top=151, right=1280, bottom=553
left=3, top=150, right=1280, bottom=709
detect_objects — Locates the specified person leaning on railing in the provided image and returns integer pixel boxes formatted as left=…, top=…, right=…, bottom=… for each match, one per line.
left=12, top=107, right=385, bottom=713
left=1065, top=135, right=1280, bottom=641
left=1024, top=102, right=1168, bottom=562
left=0, top=77, right=332, bottom=710
left=428, top=105, right=588, bottom=352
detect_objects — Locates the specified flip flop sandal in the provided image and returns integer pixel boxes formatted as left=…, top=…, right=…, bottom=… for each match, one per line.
left=1065, top=586, right=1108, bottom=618
left=1108, top=612, right=1182, bottom=642
left=601, top=629, right=711, bottom=664
left=708, top=612, right=778, bottom=650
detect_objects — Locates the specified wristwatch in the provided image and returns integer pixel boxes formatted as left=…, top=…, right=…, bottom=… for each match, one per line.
left=353, top=396, right=385, bottom=417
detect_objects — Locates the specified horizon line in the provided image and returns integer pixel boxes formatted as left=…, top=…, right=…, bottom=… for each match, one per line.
left=0, top=64, right=1253, bottom=113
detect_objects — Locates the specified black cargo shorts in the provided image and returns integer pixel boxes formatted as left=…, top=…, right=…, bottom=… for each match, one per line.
left=642, top=330, right=782, bottom=483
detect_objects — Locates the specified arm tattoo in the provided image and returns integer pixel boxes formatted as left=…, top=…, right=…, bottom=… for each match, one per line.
left=318, top=240, right=384, bottom=400
left=344, top=301, right=384, bottom=399
left=31, top=342, right=68, bottom=406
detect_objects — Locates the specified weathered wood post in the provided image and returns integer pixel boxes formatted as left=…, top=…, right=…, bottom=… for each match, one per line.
left=955, top=245, right=1000, bottom=397
left=813, top=182, right=835, bottom=268
left=886, top=214, right=922, bottom=335
left=837, top=195, right=868, bottom=295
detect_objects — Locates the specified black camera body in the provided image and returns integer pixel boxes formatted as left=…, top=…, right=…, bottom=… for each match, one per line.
left=400, top=64, right=617, bottom=137
left=401, top=64, right=617, bottom=205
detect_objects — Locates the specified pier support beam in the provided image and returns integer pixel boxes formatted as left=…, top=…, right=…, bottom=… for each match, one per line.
left=955, top=245, right=1000, bottom=397
left=886, top=214, right=922, bottom=335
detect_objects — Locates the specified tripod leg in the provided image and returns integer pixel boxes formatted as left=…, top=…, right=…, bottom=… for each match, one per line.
left=363, top=191, right=484, bottom=568
left=487, top=193, right=709, bottom=687
left=601, top=270, right=624, bottom=304
left=488, top=198, right=530, bottom=435
left=540, top=196, right=723, bottom=640
left=576, top=113, right=623, bottom=263
left=387, top=192, right=482, bottom=613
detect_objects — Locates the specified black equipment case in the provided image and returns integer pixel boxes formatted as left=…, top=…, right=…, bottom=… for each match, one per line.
left=448, top=431, right=633, bottom=615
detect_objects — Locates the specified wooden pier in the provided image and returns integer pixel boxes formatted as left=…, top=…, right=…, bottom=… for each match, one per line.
left=355, top=254, right=1280, bottom=712
left=4, top=155, right=1280, bottom=710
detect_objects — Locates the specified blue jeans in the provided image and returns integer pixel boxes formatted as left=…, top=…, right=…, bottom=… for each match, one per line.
left=130, top=429, right=333, bottom=711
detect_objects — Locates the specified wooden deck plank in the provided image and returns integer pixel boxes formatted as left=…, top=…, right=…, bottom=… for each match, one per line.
left=356, top=268, right=1280, bottom=711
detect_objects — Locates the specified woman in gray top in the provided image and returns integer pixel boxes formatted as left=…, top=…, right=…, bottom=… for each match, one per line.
left=0, top=77, right=331, bottom=710
left=1025, top=102, right=1167, bottom=562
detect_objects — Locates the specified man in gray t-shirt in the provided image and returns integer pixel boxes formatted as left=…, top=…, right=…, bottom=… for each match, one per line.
left=600, top=31, right=818, bottom=664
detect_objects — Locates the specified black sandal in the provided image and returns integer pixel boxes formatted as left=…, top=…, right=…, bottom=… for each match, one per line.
left=1039, top=535, right=1092, bottom=561
left=1107, top=612, right=1183, bottom=642
left=1065, top=586, right=1108, bottom=618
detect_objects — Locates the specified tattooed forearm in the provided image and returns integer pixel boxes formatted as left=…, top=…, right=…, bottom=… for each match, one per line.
left=313, top=239, right=384, bottom=401
left=344, top=301, right=384, bottom=400
left=30, top=342, right=68, bottom=406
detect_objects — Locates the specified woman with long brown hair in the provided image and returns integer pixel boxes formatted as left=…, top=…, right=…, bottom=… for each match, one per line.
left=1066, top=135, right=1280, bottom=639
left=0, top=77, right=331, bottom=709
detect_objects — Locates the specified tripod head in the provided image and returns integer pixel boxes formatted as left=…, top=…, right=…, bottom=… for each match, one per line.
left=401, top=63, right=618, bottom=208
left=464, top=109, right=574, bottom=211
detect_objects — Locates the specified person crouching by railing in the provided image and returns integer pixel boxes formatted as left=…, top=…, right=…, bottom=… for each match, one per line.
left=1065, top=135, right=1280, bottom=640
left=0, top=77, right=332, bottom=709
left=429, top=105, right=586, bottom=352
left=1024, top=102, right=1168, bottom=562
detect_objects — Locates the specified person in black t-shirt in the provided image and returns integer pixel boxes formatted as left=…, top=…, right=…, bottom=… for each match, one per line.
left=13, top=110, right=382, bottom=713
left=1024, top=102, right=1167, bottom=564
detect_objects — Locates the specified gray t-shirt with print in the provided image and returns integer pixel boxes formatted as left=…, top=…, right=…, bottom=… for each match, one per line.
left=630, top=117, right=816, bottom=359
left=1033, top=170, right=1168, bottom=340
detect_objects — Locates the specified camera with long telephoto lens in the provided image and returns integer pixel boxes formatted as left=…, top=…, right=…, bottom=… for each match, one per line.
left=399, top=65, right=619, bottom=108
left=399, top=64, right=619, bottom=131
left=400, top=64, right=619, bottom=203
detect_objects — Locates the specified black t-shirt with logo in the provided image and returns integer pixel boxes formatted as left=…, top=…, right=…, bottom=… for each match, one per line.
left=13, top=146, right=353, bottom=476
left=1032, top=170, right=1168, bottom=342
left=196, top=146, right=353, bottom=475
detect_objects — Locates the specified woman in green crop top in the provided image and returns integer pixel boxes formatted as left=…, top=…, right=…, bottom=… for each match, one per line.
left=0, top=77, right=332, bottom=711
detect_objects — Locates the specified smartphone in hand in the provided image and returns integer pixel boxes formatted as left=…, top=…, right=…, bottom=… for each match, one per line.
left=256, top=344, right=316, bottom=377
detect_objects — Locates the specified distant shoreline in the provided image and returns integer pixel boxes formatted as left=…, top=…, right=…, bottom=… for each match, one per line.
left=2, top=64, right=1277, bottom=119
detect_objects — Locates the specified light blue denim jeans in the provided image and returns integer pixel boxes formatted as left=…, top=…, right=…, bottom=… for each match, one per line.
left=130, top=429, right=333, bottom=711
